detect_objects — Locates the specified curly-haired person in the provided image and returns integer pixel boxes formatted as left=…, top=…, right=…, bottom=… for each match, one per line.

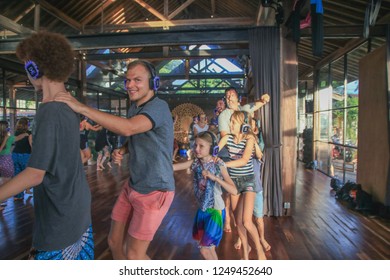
left=0, top=31, right=93, bottom=260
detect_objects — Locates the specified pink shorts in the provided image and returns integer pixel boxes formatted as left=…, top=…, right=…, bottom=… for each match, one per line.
left=111, top=181, right=174, bottom=241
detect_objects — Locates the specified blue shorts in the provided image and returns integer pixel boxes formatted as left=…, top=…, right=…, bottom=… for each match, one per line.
left=253, top=191, right=264, bottom=218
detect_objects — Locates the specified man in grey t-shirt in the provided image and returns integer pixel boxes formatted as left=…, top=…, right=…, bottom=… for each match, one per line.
left=55, top=60, right=175, bottom=260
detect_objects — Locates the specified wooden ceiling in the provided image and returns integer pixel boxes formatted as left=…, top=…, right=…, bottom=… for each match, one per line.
left=0, top=0, right=389, bottom=94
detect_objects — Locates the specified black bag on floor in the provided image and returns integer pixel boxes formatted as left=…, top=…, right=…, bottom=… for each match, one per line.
left=330, top=177, right=343, bottom=191
left=355, top=190, right=373, bottom=211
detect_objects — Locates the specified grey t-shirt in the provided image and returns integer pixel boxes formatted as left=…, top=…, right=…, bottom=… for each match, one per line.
left=126, top=96, right=175, bottom=194
left=28, top=102, right=91, bottom=251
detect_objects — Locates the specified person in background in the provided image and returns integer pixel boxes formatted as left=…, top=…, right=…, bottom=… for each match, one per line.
left=217, top=87, right=270, bottom=233
left=0, top=121, right=29, bottom=208
left=218, top=111, right=266, bottom=260
left=234, top=115, right=271, bottom=253
left=12, top=117, right=33, bottom=199
left=80, top=116, right=101, bottom=165
left=193, top=113, right=209, bottom=136
left=187, top=116, right=198, bottom=160
left=0, top=31, right=94, bottom=259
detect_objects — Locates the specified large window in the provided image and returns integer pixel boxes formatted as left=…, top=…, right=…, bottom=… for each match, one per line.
left=313, top=42, right=369, bottom=182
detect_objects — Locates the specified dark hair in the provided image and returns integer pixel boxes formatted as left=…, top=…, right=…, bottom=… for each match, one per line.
left=15, top=117, right=29, bottom=133
left=0, top=120, right=9, bottom=145
left=16, top=31, right=75, bottom=82
left=224, top=86, right=238, bottom=96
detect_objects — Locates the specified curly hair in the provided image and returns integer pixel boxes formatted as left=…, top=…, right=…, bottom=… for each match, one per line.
left=15, top=31, right=75, bottom=82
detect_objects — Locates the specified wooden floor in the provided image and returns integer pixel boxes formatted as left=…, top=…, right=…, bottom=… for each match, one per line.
left=1, top=159, right=389, bottom=260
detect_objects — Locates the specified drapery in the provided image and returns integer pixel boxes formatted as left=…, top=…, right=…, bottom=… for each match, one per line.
left=249, top=27, right=283, bottom=216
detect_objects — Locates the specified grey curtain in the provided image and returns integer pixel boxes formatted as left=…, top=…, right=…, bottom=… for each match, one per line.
left=249, top=27, right=283, bottom=216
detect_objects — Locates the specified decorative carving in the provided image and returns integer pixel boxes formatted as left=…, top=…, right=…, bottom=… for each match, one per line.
left=172, top=103, right=204, bottom=143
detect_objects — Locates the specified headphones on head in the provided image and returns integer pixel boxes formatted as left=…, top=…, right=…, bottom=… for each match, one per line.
left=124, top=60, right=160, bottom=91
left=240, top=111, right=251, bottom=134
left=198, top=131, right=219, bottom=157
left=25, top=60, right=43, bottom=80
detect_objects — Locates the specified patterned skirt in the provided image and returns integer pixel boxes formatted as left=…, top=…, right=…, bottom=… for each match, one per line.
left=193, top=208, right=225, bottom=247
left=29, top=225, right=94, bottom=260
left=0, top=154, right=14, bottom=178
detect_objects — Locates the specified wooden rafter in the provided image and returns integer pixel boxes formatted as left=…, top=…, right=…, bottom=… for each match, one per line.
left=81, top=0, right=116, bottom=25
left=168, top=0, right=196, bottom=20
left=85, top=17, right=254, bottom=31
left=36, top=0, right=81, bottom=30
left=133, top=0, right=168, bottom=21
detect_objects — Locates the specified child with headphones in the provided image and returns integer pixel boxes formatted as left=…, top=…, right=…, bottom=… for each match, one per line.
left=217, top=110, right=266, bottom=260
left=173, top=131, right=237, bottom=260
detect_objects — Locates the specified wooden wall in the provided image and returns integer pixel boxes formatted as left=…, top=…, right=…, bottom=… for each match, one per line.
left=280, top=36, right=298, bottom=214
left=357, top=45, right=389, bottom=205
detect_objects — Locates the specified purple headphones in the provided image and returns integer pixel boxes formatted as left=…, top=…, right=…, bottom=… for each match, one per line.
left=24, top=60, right=43, bottom=80
left=124, top=61, right=160, bottom=91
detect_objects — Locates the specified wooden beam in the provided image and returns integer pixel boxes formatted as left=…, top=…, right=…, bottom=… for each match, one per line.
left=133, top=0, right=168, bottom=21
left=0, top=14, right=34, bottom=35
left=0, top=28, right=249, bottom=54
left=84, top=17, right=255, bottom=32
left=168, top=0, right=196, bottom=20
left=14, top=4, right=35, bottom=23
left=36, top=0, right=82, bottom=31
left=34, top=4, right=40, bottom=31
left=211, top=0, right=216, bottom=16
left=86, top=48, right=249, bottom=60
left=86, top=48, right=249, bottom=61
left=164, top=0, right=169, bottom=16
left=256, top=1, right=264, bottom=26
left=300, top=25, right=386, bottom=38
left=299, top=37, right=365, bottom=79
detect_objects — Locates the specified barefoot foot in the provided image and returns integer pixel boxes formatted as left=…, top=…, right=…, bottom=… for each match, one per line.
left=234, top=238, right=241, bottom=250
left=261, top=240, right=271, bottom=252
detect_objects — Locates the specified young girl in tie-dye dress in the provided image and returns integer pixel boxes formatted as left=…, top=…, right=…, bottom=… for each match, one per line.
left=173, top=131, right=237, bottom=260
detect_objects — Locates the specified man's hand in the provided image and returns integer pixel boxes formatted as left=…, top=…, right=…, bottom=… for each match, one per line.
left=261, top=93, right=270, bottom=103
left=54, top=92, right=87, bottom=114
left=111, top=148, right=124, bottom=166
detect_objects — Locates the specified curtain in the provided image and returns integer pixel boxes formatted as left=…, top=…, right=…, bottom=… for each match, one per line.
left=249, top=27, right=283, bottom=216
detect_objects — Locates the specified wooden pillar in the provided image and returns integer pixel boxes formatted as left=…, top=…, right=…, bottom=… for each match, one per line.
left=280, top=35, right=298, bottom=215
left=357, top=45, right=389, bottom=207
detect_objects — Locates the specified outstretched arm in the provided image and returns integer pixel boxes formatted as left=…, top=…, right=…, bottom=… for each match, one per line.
left=217, top=134, right=229, bottom=150
left=252, top=93, right=270, bottom=111
left=173, top=159, right=193, bottom=171
left=0, top=167, right=45, bottom=201
left=55, top=92, right=152, bottom=136
left=14, top=133, right=29, bottom=141
left=254, top=141, right=263, bottom=160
